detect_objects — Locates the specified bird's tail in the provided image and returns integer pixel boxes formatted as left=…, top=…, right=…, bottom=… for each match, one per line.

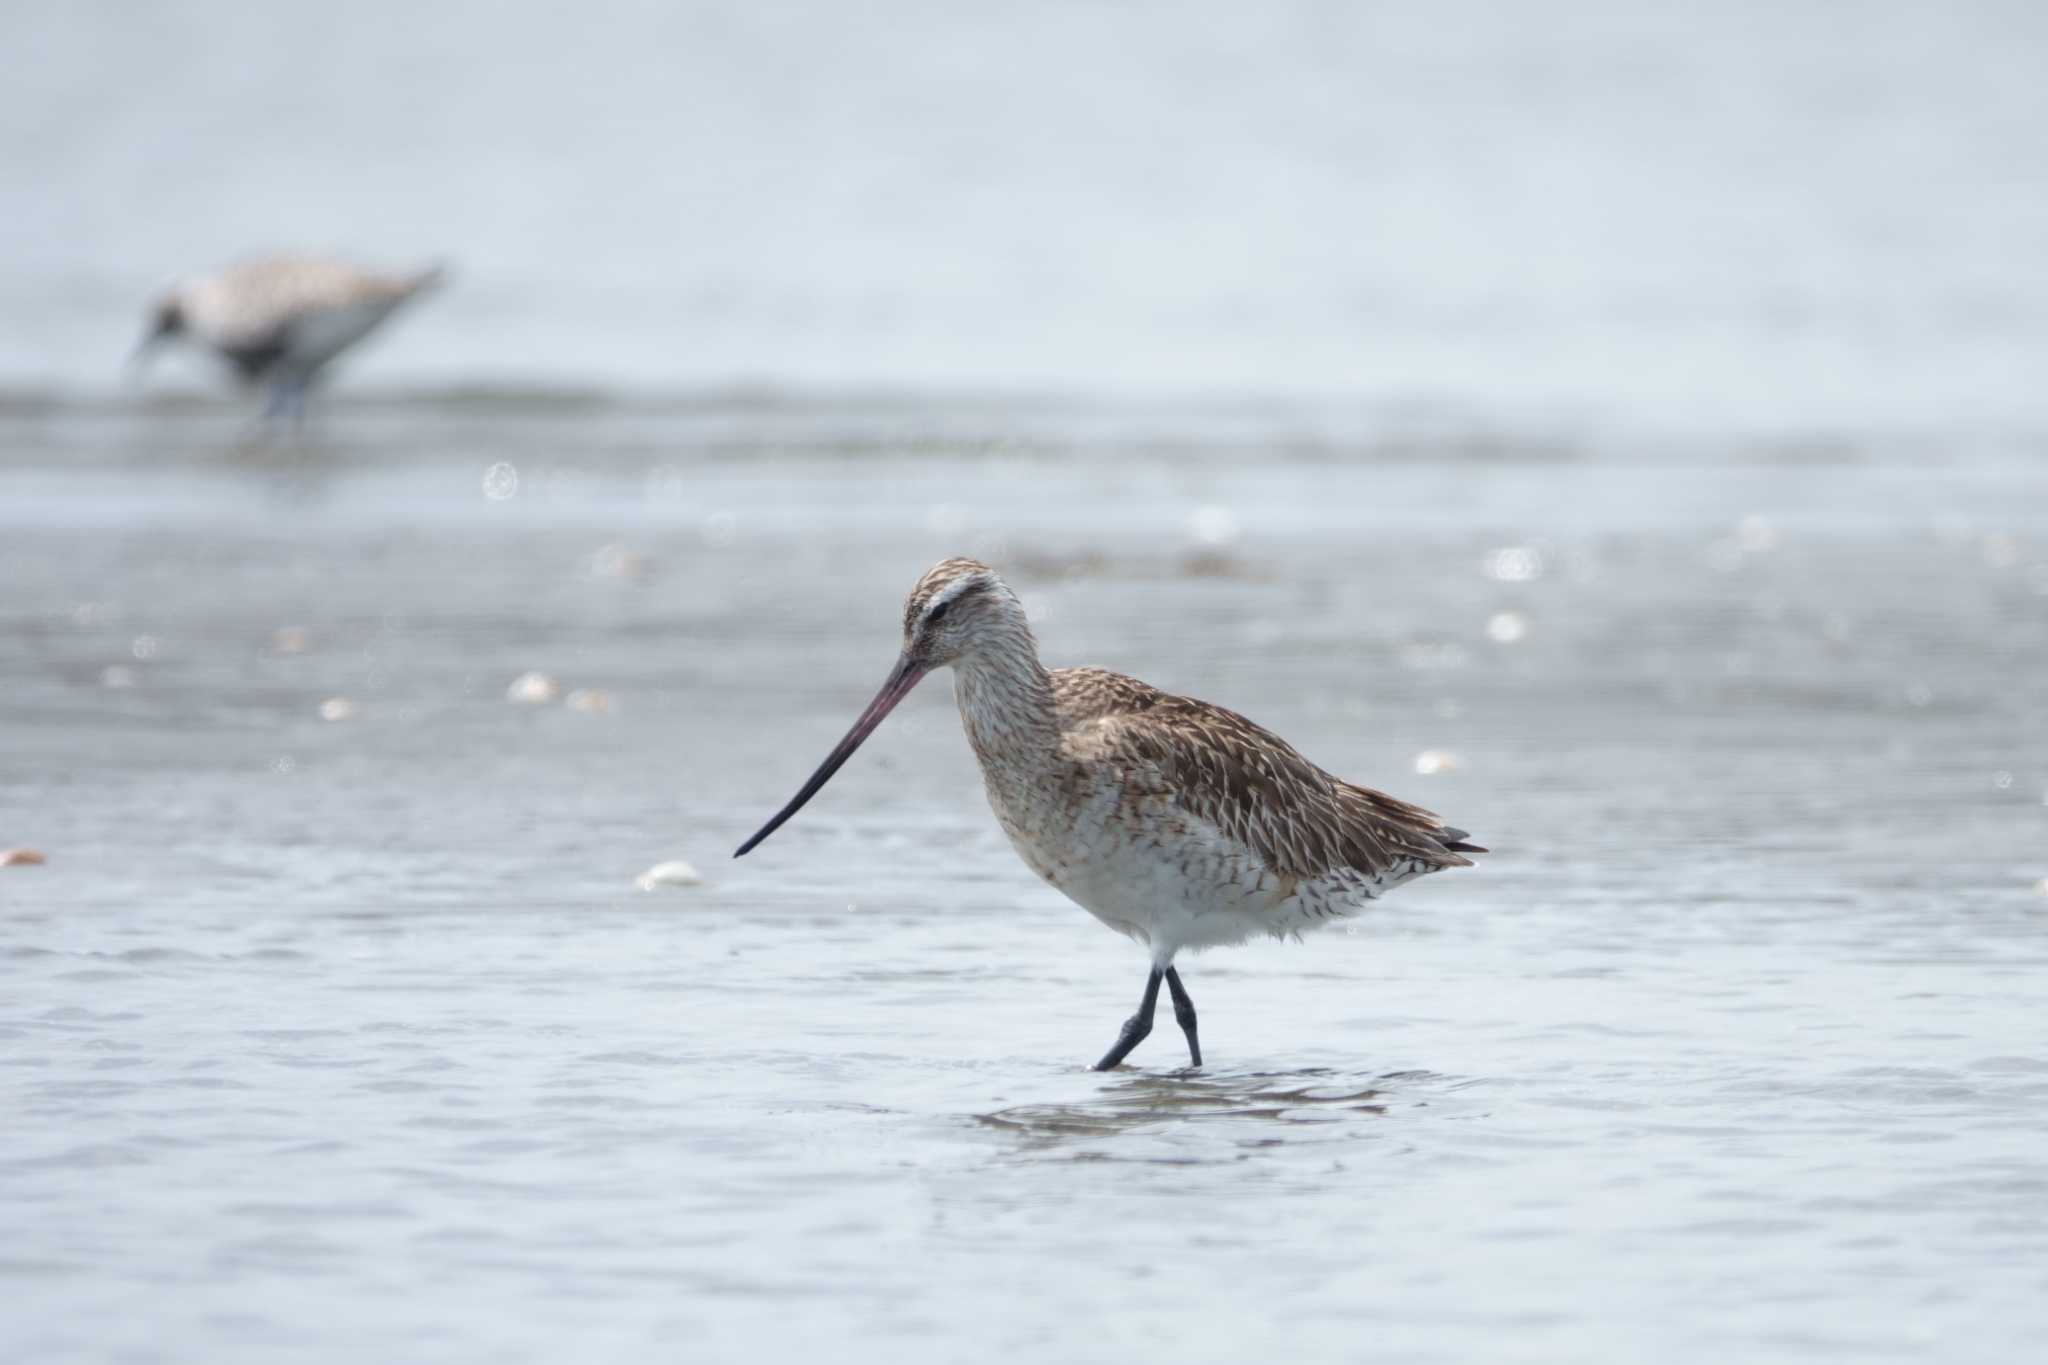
left=1437, top=826, right=1487, bottom=855
left=405, top=262, right=451, bottom=295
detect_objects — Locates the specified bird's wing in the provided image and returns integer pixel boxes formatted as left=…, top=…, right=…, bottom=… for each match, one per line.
left=1056, top=668, right=1478, bottom=881
left=196, top=258, right=417, bottom=349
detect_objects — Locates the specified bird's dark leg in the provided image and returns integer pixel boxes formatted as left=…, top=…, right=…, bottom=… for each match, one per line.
left=262, top=379, right=292, bottom=425
left=284, top=380, right=310, bottom=432
left=1163, top=966, right=1201, bottom=1068
left=1092, top=967, right=1163, bottom=1071
left=263, top=375, right=309, bottom=432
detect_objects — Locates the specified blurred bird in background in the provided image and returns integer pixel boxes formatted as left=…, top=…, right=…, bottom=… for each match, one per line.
left=133, top=255, right=445, bottom=424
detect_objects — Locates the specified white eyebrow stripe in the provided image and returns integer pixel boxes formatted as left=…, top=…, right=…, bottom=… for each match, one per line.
left=923, top=573, right=987, bottom=619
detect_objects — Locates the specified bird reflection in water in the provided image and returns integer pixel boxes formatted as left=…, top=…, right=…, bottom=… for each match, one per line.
left=974, top=1068, right=1434, bottom=1152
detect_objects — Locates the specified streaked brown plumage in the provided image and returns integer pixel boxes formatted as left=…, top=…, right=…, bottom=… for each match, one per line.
left=1049, top=666, right=1480, bottom=883
left=742, top=556, right=1485, bottom=1070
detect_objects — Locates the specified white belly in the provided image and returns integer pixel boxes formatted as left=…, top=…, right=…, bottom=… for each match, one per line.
left=285, top=299, right=403, bottom=370
left=986, top=778, right=1416, bottom=962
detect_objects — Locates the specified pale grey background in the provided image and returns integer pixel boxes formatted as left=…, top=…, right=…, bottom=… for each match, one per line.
left=3, top=3, right=2046, bottom=1363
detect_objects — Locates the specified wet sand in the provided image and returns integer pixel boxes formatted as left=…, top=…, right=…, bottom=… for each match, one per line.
left=2, top=400, right=2046, bottom=1362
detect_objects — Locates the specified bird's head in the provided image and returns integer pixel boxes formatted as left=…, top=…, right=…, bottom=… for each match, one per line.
left=733, top=556, right=1030, bottom=857
left=130, top=294, right=187, bottom=375
left=899, top=556, right=1031, bottom=671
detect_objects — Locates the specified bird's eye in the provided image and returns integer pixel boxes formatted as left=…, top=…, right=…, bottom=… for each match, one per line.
left=924, top=599, right=952, bottom=628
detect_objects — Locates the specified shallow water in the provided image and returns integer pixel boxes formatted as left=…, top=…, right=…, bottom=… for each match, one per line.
left=2, top=402, right=2044, bottom=1361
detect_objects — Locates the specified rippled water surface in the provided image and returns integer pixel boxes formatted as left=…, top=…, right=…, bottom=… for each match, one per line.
left=2, top=403, right=2044, bottom=1361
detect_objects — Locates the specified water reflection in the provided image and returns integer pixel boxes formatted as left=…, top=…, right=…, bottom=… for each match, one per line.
left=975, top=1067, right=1430, bottom=1153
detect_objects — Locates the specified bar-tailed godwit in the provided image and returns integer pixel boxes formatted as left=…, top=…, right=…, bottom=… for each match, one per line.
left=736, top=558, right=1485, bottom=1070
left=134, top=255, right=445, bottom=422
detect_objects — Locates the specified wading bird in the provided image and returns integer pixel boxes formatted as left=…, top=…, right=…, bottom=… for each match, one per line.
left=736, top=558, right=1485, bottom=1071
left=134, top=255, right=444, bottom=424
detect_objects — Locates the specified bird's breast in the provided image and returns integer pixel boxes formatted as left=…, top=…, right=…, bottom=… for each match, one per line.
left=976, top=757, right=1277, bottom=921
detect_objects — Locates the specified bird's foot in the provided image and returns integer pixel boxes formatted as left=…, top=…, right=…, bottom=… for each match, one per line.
left=1091, top=1012, right=1153, bottom=1071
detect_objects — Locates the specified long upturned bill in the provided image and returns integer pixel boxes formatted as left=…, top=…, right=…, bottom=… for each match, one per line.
left=733, top=653, right=928, bottom=857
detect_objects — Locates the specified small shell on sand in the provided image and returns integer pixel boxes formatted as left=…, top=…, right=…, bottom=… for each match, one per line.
left=273, top=626, right=312, bottom=654
left=2, top=848, right=47, bottom=867
left=635, top=860, right=703, bottom=891
left=565, top=688, right=612, bottom=715
left=1187, top=504, right=1241, bottom=547
left=506, top=672, right=561, bottom=705
left=1486, top=611, right=1527, bottom=644
left=319, top=697, right=357, bottom=721
left=1412, top=749, right=1460, bottom=775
